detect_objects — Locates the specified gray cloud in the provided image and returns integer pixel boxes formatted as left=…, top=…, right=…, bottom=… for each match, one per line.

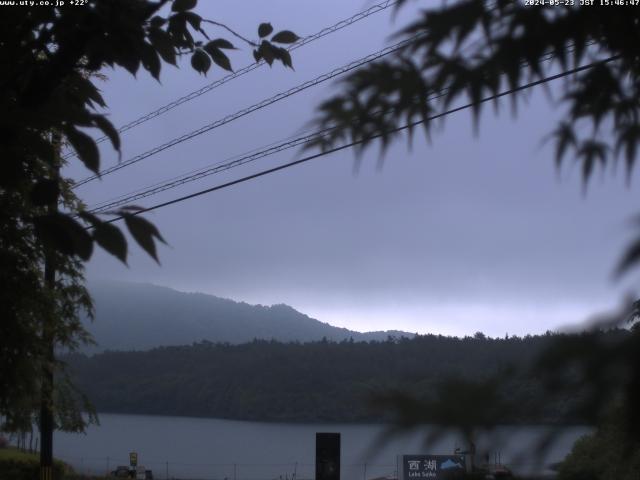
left=77, top=0, right=638, bottom=338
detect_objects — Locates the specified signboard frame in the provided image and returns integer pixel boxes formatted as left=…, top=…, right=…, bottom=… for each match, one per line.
left=399, top=454, right=466, bottom=480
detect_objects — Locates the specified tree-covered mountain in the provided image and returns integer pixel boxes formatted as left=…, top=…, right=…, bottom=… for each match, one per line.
left=82, top=281, right=412, bottom=352
left=65, top=331, right=629, bottom=423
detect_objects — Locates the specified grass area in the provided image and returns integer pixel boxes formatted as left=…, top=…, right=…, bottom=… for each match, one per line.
left=0, top=446, right=92, bottom=479
left=0, top=446, right=39, bottom=462
left=0, top=445, right=68, bottom=466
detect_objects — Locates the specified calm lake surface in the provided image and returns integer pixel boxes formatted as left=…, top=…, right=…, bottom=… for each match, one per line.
left=53, top=413, right=589, bottom=479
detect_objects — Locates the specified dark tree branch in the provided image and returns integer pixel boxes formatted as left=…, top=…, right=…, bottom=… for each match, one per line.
left=202, top=19, right=257, bottom=47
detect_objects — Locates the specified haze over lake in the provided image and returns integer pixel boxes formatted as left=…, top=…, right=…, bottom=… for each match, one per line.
left=54, top=413, right=588, bottom=480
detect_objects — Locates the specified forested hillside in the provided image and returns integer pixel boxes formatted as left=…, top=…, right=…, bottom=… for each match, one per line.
left=65, top=331, right=628, bottom=423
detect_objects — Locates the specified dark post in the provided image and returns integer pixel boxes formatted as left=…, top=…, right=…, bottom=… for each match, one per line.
left=39, top=132, right=60, bottom=480
left=316, top=433, right=340, bottom=480
left=38, top=292, right=54, bottom=480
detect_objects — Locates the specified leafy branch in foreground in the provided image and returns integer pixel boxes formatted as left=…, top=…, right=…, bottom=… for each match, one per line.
left=2, top=0, right=299, bottom=266
left=303, top=0, right=640, bottom=461
left=306, top=0, right=640, bottom=271
left=0, top=0, right=298, bottom=430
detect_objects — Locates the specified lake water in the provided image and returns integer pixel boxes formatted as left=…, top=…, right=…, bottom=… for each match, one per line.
left=53, top=413, right=589, bottom=479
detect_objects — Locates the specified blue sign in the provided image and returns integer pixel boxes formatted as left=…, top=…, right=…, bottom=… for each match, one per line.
left=402, top=455, right=466, bottom=480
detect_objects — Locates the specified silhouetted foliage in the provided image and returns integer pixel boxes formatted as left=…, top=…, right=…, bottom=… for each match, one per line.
left=0, top=0, right=297, bottom=430
left=306, top=0, right=640, bottom=456
left=557, top=407, right=640, bottom=480
left=308, top=0, right=640, bottom=273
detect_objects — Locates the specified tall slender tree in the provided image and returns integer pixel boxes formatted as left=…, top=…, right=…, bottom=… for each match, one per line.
left=0, top=1, right=298, bottom=477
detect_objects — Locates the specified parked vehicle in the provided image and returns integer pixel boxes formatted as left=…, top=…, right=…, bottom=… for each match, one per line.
left=109, top=465, right=152, bottom=479
left=136, top=466, right=153, bottom=479
left=111, top=466, right=131, bottom=477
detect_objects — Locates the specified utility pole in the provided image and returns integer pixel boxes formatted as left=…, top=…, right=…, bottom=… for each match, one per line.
left=39, top=132, right=60, bottom=480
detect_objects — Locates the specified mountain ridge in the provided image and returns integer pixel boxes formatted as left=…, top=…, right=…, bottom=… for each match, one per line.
left=82, top=280, right=413, bottom=352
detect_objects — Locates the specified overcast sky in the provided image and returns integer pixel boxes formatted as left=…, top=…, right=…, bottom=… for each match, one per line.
left=69, top=0, right=640, bottom=337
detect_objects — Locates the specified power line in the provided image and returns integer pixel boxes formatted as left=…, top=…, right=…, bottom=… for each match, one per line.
left=74, top=0, right=508, bottom=189
left=85, top=44, right=575, bottom=214
left=86, top=130, right=317, bottom=212
left=72, top=0, right=557, bottom=192
left=61, top=0, right=399, bottom=161
left=86, top=88, right=450, bottom=214
left=86, top=130, right=328, bottom=213
left=95, top=56, right=618, bottom=227
left=72, top=33, right=422, bottom=189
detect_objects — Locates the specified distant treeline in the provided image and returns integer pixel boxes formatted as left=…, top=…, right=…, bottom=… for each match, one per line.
left=64, top=331, right=628, bottom=423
